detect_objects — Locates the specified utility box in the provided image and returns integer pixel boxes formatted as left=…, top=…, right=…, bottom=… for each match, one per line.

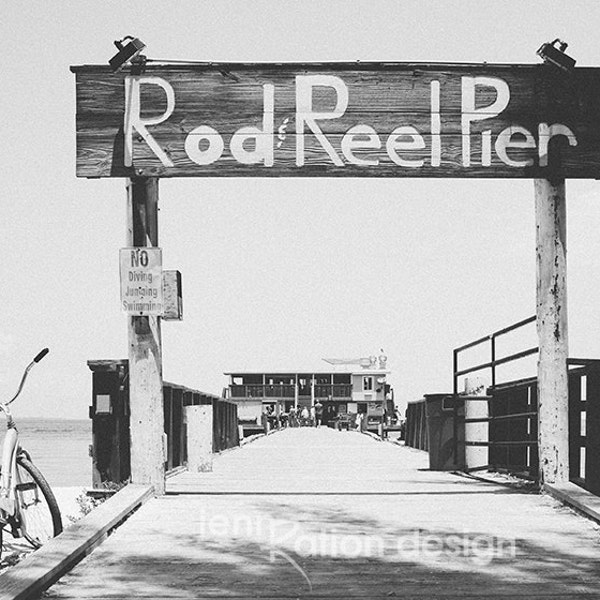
left=424, top=394, right=465, bottom=470
left=88, top=360, right=131, bottom=488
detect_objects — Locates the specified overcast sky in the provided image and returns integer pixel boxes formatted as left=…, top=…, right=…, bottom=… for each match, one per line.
left=2, top=0, right=600, bottom=418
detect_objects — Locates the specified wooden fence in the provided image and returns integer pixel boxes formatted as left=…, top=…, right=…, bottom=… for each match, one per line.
left=88, top=360, right=239, bottom=487
left=568, top=361, right=600, bottom=495
left=404, top=400, right=428, bottom=451
left=405, top=359, right=600, bottom=495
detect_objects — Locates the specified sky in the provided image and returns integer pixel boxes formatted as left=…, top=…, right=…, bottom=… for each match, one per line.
left=2, top=0, right=600, bottom=418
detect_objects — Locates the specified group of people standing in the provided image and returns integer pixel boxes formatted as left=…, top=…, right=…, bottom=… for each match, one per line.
left=286, top=400, right=324, bottom=427
left=264, top=400, right=324, bottom=429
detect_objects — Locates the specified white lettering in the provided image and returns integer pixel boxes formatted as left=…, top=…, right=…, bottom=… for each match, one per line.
left=538, top=123, right=578, bottom=167
left=185, top=126, right=224, bottom=165
left=495, top=126, right=536, bottom=167
left=230, top=84, right=275, bottom=166
left=461, top=77, right=510, bottom=166
left=296, top=75, right=348, bottom=166
left=386, top=126, right=425, bottom=168
left=481, top=131, right=492, bottom=167
left=124, top=76, right=175, bottom=167
left=341, top=125, right=381, bottom=166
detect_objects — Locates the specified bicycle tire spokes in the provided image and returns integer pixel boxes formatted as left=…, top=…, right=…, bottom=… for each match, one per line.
left=15, top=457, right=62, bottom=548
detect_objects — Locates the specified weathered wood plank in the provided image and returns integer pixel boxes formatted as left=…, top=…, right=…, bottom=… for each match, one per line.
left=545, top=481, right=600, bottom=523
left=70, top=63, right=600, bottom=179
left=74, top=134, right=599, bottom=179
left=0, top=484, right=153, bottom=600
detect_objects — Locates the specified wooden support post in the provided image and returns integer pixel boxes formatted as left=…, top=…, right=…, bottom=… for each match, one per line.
left=464, top=377, right=488, bottom=469
left=186, top=405, right=213, bottom=472
left=126, top=177, right=165, bottom=495
left=535, top=177, right=569, bottom=485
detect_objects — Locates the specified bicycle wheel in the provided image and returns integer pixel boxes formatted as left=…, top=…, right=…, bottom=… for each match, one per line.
left=14, top=456, right=62, bottom=548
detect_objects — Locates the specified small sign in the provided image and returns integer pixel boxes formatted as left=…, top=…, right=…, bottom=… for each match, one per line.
left=162, top=270, right=183, bottom=321
left=120, top=247, right=163, bottom=315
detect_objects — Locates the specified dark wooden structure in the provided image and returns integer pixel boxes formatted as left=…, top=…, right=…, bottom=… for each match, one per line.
left=88, top=360, right=239, bottom=487
left=404, top=399, right=428, bottom=451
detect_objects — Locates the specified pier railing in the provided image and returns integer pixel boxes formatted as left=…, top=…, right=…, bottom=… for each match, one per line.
left=404, top=316, right=600, bottom=494
left=88, top=360, right=239, bottom=487
left=404, top=399, right=428, bottom=451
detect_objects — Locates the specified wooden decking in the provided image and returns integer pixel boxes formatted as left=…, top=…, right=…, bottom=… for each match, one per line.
left=44, top=427, right=600, bottom=598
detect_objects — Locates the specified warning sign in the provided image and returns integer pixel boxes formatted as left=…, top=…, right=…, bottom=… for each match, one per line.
left=120, top=247, right=163, bottom=315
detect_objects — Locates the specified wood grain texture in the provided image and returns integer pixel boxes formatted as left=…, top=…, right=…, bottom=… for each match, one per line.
left=0, top=484, right=153, bottom=600
left=535, top=178, right=569, bottom=484
left=43, top=428, right=600, bottom=598
left=126, top=178, right=165, bottom=494
left=71, top=63, right=600, bottom=179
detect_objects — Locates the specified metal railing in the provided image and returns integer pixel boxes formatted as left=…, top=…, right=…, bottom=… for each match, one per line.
left=229, top=384, right=296, bottom=398
left=229, top=383, right=352, bottom=400
left=452, top=316, right=538, bottom=471
left=314, top=384, right=352, bottom=399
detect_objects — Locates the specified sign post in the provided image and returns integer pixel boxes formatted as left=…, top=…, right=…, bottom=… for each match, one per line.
left=535, top=177, right=569, bottom=484
left=126, top=177, right=165, bottom=495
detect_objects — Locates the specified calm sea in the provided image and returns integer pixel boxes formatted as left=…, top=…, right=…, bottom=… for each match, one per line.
left=0, top=418, right=91, bottom=488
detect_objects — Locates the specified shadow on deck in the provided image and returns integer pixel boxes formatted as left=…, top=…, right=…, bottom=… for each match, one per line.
left=39, top=427, right=600, bottom=598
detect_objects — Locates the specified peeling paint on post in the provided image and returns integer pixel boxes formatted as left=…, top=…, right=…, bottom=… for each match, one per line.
left=127, top=177, right=165, bottom=495
left=535, top=177, right=569, bottom=484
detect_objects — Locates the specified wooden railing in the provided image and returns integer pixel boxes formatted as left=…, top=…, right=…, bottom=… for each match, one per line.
left=89, top=360, right=239, bottom=487
left=407, top=353, right=600, bottom=494
left=230, top=384, right=296, bottom=398
left=163, top=382, right=239, bottom=472
left=315, top=384, right=352, bottom=399
left=404, top=400, right=428, bottom=451
left=230, top=383, right=352, bottom=400
left=568, top=360, right=600, bottom=494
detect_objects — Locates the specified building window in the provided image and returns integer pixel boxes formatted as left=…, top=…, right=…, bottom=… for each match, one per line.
left=363, top=377, right=373, bottom=392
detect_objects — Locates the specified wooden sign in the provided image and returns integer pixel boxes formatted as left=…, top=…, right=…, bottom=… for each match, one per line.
left=71, top=62, right=600, bottom=178
left=162, top=270, right=183, bottom=321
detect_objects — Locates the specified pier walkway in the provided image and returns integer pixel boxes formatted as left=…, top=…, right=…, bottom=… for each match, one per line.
left=45, top=427, right=600, bottom=598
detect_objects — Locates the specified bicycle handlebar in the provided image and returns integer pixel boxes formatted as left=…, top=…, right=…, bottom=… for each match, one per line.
left=34, top=348, right=49, bottom=363
left=5, top=348, right=50, bottom=406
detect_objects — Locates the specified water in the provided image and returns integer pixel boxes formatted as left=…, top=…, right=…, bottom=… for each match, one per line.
left=0, top=418, right=91, bottom=488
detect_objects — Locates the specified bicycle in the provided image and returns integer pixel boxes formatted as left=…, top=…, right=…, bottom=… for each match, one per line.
left=0, top=349, right=62, bottom=558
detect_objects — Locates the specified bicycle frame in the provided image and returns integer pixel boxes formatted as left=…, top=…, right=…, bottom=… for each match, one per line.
left=0, top=348, right=50, bottom=532
left=0, top=410, right=18, bottom=520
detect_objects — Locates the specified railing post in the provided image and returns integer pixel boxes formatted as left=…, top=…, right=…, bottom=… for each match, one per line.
left=535, top=177, right=569, bottom=485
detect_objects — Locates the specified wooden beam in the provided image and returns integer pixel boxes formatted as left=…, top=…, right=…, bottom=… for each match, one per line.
left=0, top=484, right=153, bottom=600
left=544, top=481, right=600, bottom=524
left=71, top=64, right=600, bottom=179
left=535, top=177, right=569, bottom=484
left=126, top=177, right=165, bottom=495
